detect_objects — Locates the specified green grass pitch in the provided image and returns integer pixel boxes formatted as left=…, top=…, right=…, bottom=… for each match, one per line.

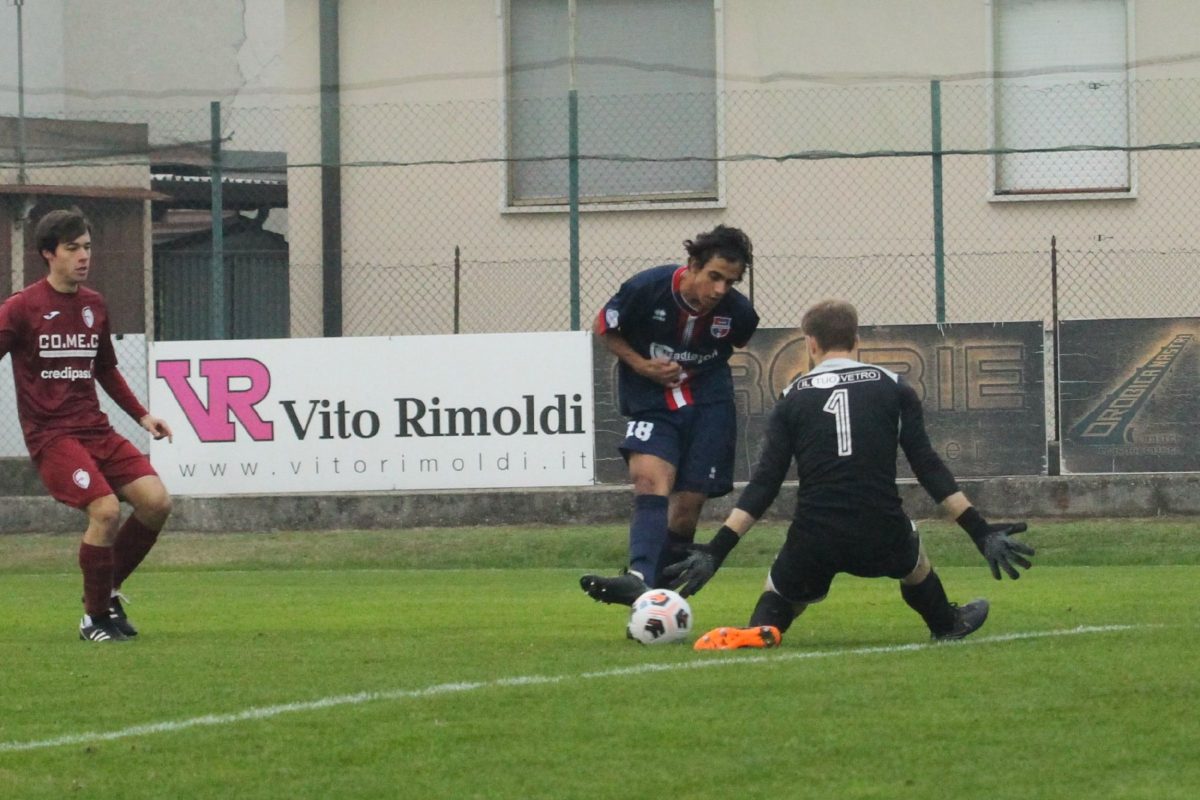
left=1, top=518, right=1197, bottom=799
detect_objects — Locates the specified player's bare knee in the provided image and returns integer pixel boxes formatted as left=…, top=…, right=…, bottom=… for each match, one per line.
left=85, top=495, right=122, bottom=539
left=901, top=549, right=932, bottom=585
left=87, top=495, right=120, bottom=523
left=140, top=489, right=173, bottom=527
left=631, top=473, right=671, bottom=496
left=627, top=453, right=674, bottom=495
left=125, top=477, right=172, bottom=526
left=631, top=476, right=655, bottom=495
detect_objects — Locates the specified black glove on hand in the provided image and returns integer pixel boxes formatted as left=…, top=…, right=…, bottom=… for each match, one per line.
left=957, top=508, right=1036, bottom=580
left=662, top=546, right=718, bottom=597
left=662, top=525, right=741, bottom=597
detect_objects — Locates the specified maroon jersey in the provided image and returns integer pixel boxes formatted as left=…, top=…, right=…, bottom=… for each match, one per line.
left=0, top=278, right=147, bottom=458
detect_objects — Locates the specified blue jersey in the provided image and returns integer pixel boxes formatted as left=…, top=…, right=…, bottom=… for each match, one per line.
left=597, top=264, right=759, bottom=415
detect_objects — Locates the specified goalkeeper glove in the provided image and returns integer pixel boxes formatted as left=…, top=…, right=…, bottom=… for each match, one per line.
left=956, top=507, right=1036, bottom=580
left=662, top=525, right=740, bottom=597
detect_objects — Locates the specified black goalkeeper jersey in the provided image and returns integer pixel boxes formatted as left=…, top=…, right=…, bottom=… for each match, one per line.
left=736, top=357, right=959, bottom=522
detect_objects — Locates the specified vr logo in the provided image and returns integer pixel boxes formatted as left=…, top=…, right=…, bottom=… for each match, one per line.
left=156, top=358, right=275, bottom=442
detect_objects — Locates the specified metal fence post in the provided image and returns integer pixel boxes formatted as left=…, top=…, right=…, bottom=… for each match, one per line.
left=319, top=0, right=343, bottom=337
left=567, top=0, right=581, bottom=331
left=453, top=245, right=461, bottom=334
left=1047, top=236, right=1062, bottom=475
left=930, top=79, right=945, bottom=324
left=14, top=0, right=28, bottom=185
left=210, top=100, right=226, bottom=340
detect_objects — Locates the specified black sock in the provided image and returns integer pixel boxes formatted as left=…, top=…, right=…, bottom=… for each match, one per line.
left=749, top=591, right=798, bottom=633
left=900, top=570, right=957, bottom=635
left=653, top=529, right=695, bottom=587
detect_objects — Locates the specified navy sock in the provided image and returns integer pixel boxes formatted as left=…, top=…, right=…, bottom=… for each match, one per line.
left=628, top=495, right=669, bottom=583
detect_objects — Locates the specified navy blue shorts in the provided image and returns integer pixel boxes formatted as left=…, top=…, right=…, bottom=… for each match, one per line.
left=768, top=513, right=922, bottom=604
left=618, top=402, right=736, bottom=497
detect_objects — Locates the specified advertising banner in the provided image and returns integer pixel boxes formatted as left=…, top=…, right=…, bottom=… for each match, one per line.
left=1060, top=318, right=1198, bottom=473
left=150, top=332, right=595, bottom=495
left=594, top=322, right=1045, bottom=484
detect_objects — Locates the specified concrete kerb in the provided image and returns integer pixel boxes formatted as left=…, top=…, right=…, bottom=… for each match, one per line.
left=1, top=473, right=1198, bottom=534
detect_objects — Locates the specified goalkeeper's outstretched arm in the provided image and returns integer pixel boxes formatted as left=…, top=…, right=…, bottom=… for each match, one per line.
left=941, top=491, right=1036, bottom=580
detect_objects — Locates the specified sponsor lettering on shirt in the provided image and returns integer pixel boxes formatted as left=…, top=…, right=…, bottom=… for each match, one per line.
left=649, top=342, right=720, bottom=366
left=38, top=333, right=100, bottom=351
left=41, top=366, right=93, bottom=381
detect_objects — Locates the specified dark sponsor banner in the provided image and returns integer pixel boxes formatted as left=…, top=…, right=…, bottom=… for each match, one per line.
left=1061, top=318, right=1199, bottom=473
left=593, top=322, right=1045, bottom=485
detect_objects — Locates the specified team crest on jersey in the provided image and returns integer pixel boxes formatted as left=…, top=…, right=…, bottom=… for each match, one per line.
left=72, top=469, right=91, bottom=489
left=653, top=308, right=667, bottom=321
left=81, top=306, right=95, bottom=328
left=710, top=316, right=732, bottom=338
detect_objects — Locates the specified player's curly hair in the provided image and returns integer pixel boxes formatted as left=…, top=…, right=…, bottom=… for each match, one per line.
left=802, top=299, right=859, bottom=352
left=35, top=208, right=91, bottom=263
left=684, top=225, right=753, bottom=271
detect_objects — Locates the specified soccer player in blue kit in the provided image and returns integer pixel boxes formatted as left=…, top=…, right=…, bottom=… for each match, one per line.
left=581, top=225, right=759, bottom=606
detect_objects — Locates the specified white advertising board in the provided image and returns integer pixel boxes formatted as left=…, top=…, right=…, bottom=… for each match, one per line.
left=149, top=332, right=595, bottom=496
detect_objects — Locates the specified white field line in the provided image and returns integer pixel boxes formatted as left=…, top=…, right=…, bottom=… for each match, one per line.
left=0, top=624, right=1145, bottom=754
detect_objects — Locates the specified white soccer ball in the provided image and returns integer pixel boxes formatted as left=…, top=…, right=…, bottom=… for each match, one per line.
left=627, top=589, right=693, bottom=645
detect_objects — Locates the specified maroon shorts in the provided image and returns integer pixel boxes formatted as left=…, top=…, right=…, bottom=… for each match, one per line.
left=34, top=432, right=158, bottom=509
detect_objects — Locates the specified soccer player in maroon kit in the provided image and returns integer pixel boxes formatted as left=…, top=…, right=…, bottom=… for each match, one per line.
left=0, top=209, right=174, bottom=642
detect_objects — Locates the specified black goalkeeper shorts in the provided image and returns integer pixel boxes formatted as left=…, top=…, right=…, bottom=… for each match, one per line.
left=767, top=512, right=921, bottom=604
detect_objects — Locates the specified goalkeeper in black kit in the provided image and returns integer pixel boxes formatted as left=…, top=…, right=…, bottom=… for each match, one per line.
left=666, top=299, right=1036, bottom=650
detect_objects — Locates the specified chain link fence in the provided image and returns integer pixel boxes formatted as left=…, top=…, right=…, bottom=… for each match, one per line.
left=2, top=77, right=1199, bottom=454
left=4, top=78, right=1199, bottom=336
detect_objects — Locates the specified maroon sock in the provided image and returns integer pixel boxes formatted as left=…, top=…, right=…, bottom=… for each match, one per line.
left=79, top=543, right=115, bottom=618
left=112, top=516, right=161, bottom=588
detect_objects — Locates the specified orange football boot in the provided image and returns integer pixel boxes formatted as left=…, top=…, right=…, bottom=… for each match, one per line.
left=693, top=625, right=782, bottom=651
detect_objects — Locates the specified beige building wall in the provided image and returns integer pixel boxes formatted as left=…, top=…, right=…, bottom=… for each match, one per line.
left=1, top=1, right=287, bottom=139
left=15, top=162, right=149, bottom=190
left=283, top=1, right=1200, bottom=334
